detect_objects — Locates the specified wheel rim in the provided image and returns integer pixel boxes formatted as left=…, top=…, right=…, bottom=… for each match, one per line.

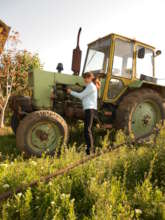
left=26, top=120, right=63, bottom=153
left=131, top=100, right=161, bottom=138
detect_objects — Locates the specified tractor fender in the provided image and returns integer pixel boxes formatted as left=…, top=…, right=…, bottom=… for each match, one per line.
left=128, top=80, right=165, bottom=110
left=129, top=80, right=165, bottom=95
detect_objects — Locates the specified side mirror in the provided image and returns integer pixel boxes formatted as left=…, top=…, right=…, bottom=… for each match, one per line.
left=71, top=28, right=82, bottom=75
left=138, top=47, right=145, bottom=59
left=155, top=50, right=162, bottom=56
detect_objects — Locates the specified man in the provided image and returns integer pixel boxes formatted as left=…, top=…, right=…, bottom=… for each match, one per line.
left=67, top=72, right=97, bottom=155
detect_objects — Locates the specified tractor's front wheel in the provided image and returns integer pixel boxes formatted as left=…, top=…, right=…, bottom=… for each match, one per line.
left=115, top=89, right=165, bottom=139
left=16, top=110, right=69, bottom=156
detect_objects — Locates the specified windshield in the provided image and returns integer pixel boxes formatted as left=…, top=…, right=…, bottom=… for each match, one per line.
left=83, top=38, right=110, bottom=74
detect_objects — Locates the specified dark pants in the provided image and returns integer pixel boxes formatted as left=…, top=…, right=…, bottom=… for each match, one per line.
left=84, top=109, right=97, bottom=155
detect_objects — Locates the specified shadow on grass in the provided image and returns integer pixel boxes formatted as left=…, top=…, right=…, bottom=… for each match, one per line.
left=69, top=121, right=108, bottom=151
left=0, top=124, right=109, bottom=160
left=0, top=128, right=20, bottom=160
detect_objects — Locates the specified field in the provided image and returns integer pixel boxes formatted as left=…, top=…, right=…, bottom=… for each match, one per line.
left=1, top=125, right=165, bottom=219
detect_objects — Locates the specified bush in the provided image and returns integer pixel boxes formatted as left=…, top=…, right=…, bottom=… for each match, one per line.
left=1, top=127, right=165, bottom=219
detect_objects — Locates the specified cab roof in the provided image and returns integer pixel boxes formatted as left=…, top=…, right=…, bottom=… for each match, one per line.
left=88, top=33, right=155, bottom=50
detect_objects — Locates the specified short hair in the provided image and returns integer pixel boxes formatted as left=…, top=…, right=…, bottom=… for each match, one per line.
left=83, top=72, right=94, bottom=79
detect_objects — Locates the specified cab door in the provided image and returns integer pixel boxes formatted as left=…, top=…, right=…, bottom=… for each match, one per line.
left=103, top=37, right=135, bottom=103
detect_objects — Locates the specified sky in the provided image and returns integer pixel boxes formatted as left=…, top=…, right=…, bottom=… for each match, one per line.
left=1, top=0, right=165, bottom=79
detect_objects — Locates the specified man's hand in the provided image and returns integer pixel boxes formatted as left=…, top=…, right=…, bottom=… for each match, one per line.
left=66, top=88, right=71, bottom=94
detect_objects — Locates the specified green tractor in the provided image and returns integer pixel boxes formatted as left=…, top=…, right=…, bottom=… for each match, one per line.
left=9, top=28, right=164, bottom=156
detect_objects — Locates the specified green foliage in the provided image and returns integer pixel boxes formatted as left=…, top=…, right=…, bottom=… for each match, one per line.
left=1, top=127, right=165, bottom=219
left=0, top=31, right=43, bottom=127
left=0, top=32, right=42, bottom=96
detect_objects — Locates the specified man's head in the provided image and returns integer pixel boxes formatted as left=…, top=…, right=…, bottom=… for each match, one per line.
left=83, top=72, right=94, bottom=85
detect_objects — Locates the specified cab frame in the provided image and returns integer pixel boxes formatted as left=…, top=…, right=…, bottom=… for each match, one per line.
left=83, top=33, right=156, bottom=104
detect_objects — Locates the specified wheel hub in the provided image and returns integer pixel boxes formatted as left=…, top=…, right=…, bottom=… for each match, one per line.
left=142, top=115, right=151, bottom=126
left=131, top=101, right=161, bottom=138
left=27, top=120, right=61, bottom=153
left=35, top=130, right=49, bottom=141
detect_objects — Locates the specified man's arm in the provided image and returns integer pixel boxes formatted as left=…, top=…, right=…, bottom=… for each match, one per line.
left=70, top=84, right=95, bottom=100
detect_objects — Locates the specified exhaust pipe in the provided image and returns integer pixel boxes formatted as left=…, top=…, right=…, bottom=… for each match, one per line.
left=71, top=27, right=82, bottom=75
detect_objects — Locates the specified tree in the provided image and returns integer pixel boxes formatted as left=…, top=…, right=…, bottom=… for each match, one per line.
left=0, top=31, right=42, bottom=128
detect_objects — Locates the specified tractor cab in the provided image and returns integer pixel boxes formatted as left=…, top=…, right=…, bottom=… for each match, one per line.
left=83, top=34, right=160, bottom=103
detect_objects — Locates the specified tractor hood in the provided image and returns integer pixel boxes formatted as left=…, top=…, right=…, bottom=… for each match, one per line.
left=29, top=69, right=85, bottom=108
left=0, top=19, right=10, bottom=54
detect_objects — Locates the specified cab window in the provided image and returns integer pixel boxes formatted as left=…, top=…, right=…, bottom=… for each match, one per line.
left=136, top=46, right=154, bottom=78
left=112, top=39, right=133, bottom=79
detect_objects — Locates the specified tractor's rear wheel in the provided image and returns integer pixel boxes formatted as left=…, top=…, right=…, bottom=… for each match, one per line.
left=16, top=110, right=69, bottom=156
left=115, top=89, right=165, bottom=139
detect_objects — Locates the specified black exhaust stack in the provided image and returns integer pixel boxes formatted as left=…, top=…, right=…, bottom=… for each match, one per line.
left=71, top=27, right=82, bottom=75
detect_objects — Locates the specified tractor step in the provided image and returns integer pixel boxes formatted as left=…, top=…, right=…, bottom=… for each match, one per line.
left=96, top=123, right=112, bottom=129
left=102, top=124, right=112, bottom=129
left=104, top=111, right=112, bottom=116
left=97, top=123, right=112, bottom=129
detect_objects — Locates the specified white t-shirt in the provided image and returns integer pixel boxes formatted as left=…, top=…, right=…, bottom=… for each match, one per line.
left=70, top=82, right=97, bottom=110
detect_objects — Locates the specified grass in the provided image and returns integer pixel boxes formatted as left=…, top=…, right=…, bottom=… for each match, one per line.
left=1, top=125, right=165, bottom=219
left=0, top=128, right=19, bottom=160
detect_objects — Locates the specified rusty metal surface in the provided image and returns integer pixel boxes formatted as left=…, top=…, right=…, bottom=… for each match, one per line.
left=72, top=28, right=82, bottom=75
left=9, top=96, right=33, bottom=114
left=64, top=106, right=84, bottom=119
